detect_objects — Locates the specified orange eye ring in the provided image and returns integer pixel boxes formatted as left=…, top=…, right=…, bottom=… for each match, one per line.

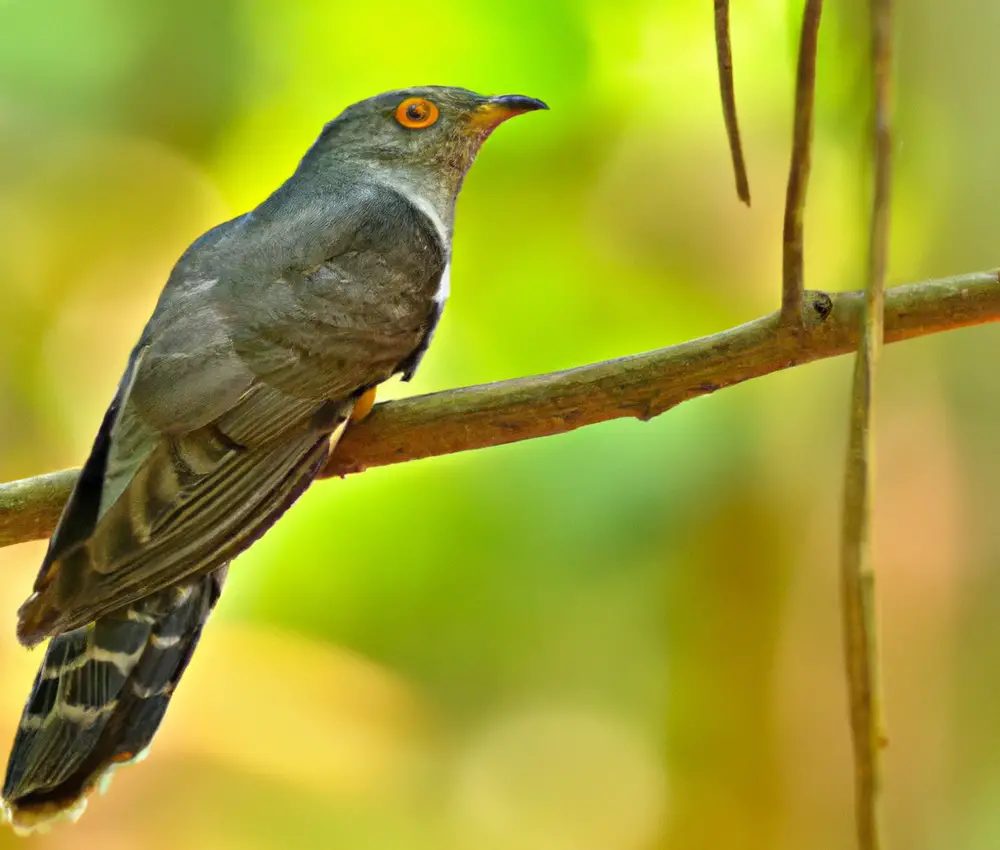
left=395, top=97, right=439, bottom=129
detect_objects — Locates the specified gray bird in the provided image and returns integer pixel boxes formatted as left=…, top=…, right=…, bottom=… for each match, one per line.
left=1, top=86, right=546, bottom=835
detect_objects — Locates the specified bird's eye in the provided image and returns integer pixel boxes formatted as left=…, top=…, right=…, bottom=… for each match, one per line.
left=395, top=97, right=439, bottom=129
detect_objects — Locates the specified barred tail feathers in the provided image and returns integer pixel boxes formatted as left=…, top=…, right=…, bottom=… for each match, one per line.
left=2, top=568, right=226, bottom=836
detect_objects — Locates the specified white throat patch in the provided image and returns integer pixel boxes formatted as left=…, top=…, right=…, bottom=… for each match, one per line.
left=435, top=262, right=451, bottom=305
left=385, top=183, right=452, bottom=306
left=402, top=190, right=449, bottom=250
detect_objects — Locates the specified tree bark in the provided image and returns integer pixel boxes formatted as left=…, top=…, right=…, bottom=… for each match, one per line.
left=1, top=270, right=997, bottom=549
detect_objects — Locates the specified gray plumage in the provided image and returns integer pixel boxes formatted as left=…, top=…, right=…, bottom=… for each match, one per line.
left=3, top=85, right=546, bottom=835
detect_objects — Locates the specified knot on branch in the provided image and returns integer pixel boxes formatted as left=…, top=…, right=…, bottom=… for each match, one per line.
left=806, top=290, right=834, bottom=322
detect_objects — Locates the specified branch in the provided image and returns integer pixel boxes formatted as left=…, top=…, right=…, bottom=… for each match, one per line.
left=841, top=0, right=893, bottom=848
left=782, top=0, right=824, bottom=325
left=1, top=270, right=997, bottom=550
left=714, top=0, right=751, bottom=206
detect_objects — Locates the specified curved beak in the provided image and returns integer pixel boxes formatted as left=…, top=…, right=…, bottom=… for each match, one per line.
left=469, top=94, right=548, bottom=134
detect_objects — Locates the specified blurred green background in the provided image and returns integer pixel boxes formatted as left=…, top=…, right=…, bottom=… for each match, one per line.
left=1, top=0, right=999, bottom=847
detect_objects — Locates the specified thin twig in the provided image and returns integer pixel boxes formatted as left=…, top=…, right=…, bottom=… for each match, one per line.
left=714, top=0, right=751, bottom=206
left=1, top=270, right=996, bottom=549
left=840, top=1, right=893, bottom=848
left=782, top=0, right=824, bottom=326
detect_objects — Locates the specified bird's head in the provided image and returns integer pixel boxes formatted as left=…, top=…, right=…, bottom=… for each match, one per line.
left=303, top=86, right=547, bottom=194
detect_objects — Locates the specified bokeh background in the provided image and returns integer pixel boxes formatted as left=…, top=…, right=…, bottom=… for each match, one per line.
left=1, top=0, right=998, bottom=847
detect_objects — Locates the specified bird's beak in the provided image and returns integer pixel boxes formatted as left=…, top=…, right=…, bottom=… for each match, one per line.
left=468, top=94, right=548, bottom=134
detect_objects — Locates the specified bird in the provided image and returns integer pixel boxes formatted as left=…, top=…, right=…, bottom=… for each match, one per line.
left=1, top=85, right=547, bottom=835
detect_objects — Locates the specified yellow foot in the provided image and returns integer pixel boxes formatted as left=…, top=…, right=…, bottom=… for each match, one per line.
left=351, top=387, right=377, bottom=422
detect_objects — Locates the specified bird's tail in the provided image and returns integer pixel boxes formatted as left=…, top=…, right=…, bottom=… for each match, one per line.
left=1, top=567, right=227, bottom=836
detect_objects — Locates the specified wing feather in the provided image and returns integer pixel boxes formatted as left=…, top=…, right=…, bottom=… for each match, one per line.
left=20, top=424, right=337, bottom=640
left=17, top=180, right=447, bottom=645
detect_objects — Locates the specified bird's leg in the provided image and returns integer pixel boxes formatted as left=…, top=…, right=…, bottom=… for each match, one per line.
left=350, top=387, right=377, bottom=422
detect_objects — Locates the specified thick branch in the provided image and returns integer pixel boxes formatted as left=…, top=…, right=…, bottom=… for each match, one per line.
left=1, top=270, right=997, bottom=549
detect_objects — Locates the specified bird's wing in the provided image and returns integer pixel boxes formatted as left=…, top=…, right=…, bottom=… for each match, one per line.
left=18, top=188, right=446, bottom=644
left=17, top=332, right=337, bottom=644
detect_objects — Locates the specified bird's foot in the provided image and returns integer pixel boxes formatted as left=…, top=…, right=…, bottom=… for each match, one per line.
left=350, top=387, right=377, bottom=422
